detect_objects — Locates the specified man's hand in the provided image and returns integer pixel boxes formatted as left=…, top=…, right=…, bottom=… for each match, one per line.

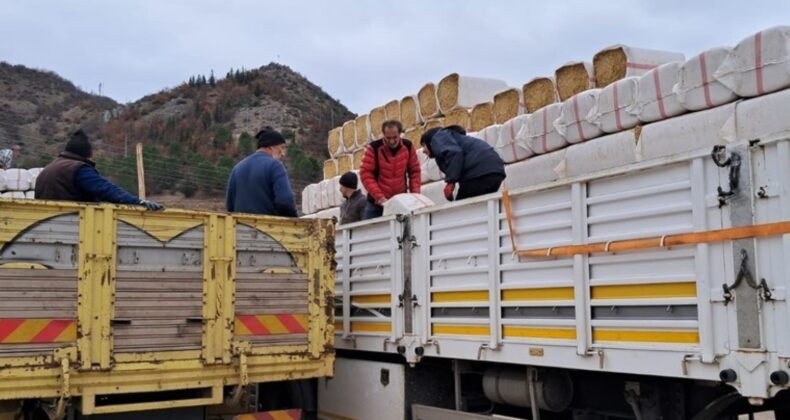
left=375, top=197, right=387, bottom=206
left=139, top=199, right=164, bottom=211
left=444, top=183, right=455, bottom=201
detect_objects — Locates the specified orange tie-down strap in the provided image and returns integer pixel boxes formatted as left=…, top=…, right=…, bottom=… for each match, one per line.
left=501, top=190, right=790, bottom=258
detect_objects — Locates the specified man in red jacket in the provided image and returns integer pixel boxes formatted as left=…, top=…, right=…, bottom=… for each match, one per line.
left=359, top=120, right=421, bottom=219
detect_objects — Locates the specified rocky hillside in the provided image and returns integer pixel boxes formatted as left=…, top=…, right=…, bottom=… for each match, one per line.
left=0, top=61, right=355, bottom=206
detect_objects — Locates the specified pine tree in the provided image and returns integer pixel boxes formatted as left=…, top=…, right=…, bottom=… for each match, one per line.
left=209, top=70, right=216, bottom=87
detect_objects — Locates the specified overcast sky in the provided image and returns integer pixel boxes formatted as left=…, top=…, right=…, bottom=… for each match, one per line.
left=0, top=1, right=787, bottom=115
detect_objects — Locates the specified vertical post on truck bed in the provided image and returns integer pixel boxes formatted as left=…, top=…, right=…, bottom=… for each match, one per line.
left=400, top=215, right=414, bottom=334
left=135, top=143, right=145, bottom=200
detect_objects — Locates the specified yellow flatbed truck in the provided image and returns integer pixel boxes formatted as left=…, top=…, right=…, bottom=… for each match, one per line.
left=0, top=198, right=334, bottom=419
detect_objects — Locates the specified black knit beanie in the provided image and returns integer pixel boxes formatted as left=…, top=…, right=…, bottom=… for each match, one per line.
left=256, top=127, right=286, bottom=148
left=339, top=171, right=358, bottom=189
left=65, top=129, right=92, bottom=158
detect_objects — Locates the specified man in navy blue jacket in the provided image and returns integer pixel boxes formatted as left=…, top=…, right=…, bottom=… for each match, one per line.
left=225, top=127, right=297, bottom=217
left=36, top=130, right=163, bottom=210
left=421, top=125, right=506, bottom=202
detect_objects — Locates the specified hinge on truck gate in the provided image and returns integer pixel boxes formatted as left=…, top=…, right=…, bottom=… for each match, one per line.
left=230, top=341, right=251, bottom=406
left=44, top=357, right=71, bottom=420
left=711, top=145, right=742, bottom=208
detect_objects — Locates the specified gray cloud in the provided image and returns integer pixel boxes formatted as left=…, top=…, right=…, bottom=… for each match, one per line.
left=0, top=0, right=786, bottom=114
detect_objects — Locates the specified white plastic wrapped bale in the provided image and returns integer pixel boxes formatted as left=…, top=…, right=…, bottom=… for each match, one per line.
left=400, top=95, right=423, bottom=128
left=301, top=183, right=320, bottom=215
left=594, top=77, right=640, bottom=133
left=1, top=191, right=26, bottom=199
left=555, top=61, right=594, bottom=101
left=633, top=61, right=685, bottom=123
left=327, top=127, right=344, bottom=158
left=423, top=158, right=444, bottom=182
left=564, top=130, right=638, bottom=177
left=417, top=148, right=430, bottom=184
left=316, top=178, right=340, bottom=211
left=418, top=82, right=441, bottom=120
left=675, top=47, right=739, bottom=111
left=503, top=148, right=568, bottom=191
left=637, top=102, right=736, bottom=162
left=497, top=114, right=533, bottom=163
left=342, top=120, right=357, bottom=152
left=0, top=170, right=5, bottom=191
left=355, top=114, right=372, bottom=147
left=314, top=207, right=340, bottom=221
left=493, top=88, right=524, bottom=124
left=714, top=26, right=790, bottom=97
left=521, top=102, right=566, bottom=154
left=477, top=124, right=501, bottom=148
left=420, top=181, right=449, bottom=206
left=436, top=73, right=509, bottom=114
left=27, top=167, right=43, bottom=190
left=555, top=89, right=603, bottom=144
left=3, top=169, right=31, bottom=191
left=734, top=88, right=790, bottom=143
left=593, top=45, right=685, bottom=88
left=522, top=77, right=558, bottom=113
left=382, top=193, right=435, bottom=216
left=24, top=191, right=35, bottom=199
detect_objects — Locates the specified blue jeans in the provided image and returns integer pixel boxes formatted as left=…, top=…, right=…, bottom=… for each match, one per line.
left=363, top=201, right=383, bottom=220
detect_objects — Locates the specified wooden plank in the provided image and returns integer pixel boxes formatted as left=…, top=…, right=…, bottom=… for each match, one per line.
left=115, top=292, right=204, bottom=300
left=136, top=142, right=146, bottom=200
left=0, top=309, right=77, bottom=318
left=0, top=269, right=78, bottom=278
left=235, top=272, right=308, bottom=281
left=0, top=291, right=78, bottom=299
left=115, top=336, right=201, bottom=347
left=113, top=325, right=202, bottom=337
left=116, top=281, right=204, bottom=292
left=114, top=308, right=203, bottom=318
left=116, top=271, right=204, bottom=280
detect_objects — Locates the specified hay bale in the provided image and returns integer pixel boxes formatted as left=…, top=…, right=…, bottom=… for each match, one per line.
left=676, top=47, right=738, bottom=111
left=342, top=120, right=357, bottom=151
left=493, top=88, right=524, bottom=124
left=498, top=114, right=533, bottom=163
left=477, top=124, right=501, bottom=148
left=593, top=45, right=685, bottom=89
left=384, top=99, right=401, bottom=121
left=594, top=77, right=640, bottom=133
left=555, top=61, right=594, bottom=101
left=522, top=77, right=558, bottom=113
left=437, top=73, right=509, bottom=114
left=352, top=149, right=366, bottom=170
left=423, top=117, right=445, bottom=132
left=355, top=114, right=371, bottom=147
left=337, top=154, right=353, bottom=175
left=327, top=127, right=344, bottom=157
left=714, top=26, right=790, bottom=97
left=369, top=106, right=387, bottom=139
left=418, top=82, right=441, bottom=119
left=323, top=159, right=338, bottom=180
left=400, top=95, right=423, bottom=128
left=443, top=108, right=470, bottom=131
left=470, top=102, right=495, bottom=132
left=409, top=125, right=425, bottom=147
left=634, top=61, right=685, bottom=123
left=555, top=89, right=603, bottom=144
left=523, top=103, right=567, bottom=154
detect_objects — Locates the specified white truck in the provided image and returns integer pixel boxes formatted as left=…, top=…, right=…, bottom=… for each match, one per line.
left=316, top=86, right=790, bottom=419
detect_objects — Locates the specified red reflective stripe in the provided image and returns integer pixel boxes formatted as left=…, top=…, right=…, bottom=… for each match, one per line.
left=571, top=95, right=586, bottom=141
left=626, top=62, right=658, bottom=70
left=613, top=82, right=623, bottom=130
left=653, top=70, right=668, bottom=119
left=238, top=315, right=270, bottom=335
left=699, top=52, right=715, bottom=108
left=30, top=320, right=72, bottom=343
left=755, top=31, right=765, bottom=95
left=277, top=314, right=306, bottom=333
left=0, top=320, right=24, bottom=342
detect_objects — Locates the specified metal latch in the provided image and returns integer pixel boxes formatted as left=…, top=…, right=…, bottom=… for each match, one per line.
left=722, top=249, right=772, bottom=304
left=711, top=145, right=741, bottom=207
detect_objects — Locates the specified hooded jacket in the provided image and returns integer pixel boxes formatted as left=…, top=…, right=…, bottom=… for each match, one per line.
left=428, top=129, right=505, bottom=184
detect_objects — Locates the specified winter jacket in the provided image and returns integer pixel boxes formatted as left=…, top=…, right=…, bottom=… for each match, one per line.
left=429, top=129, right=505, bottom=184
left=226, top=151, right=297, bottom=217
left=359, top=139, right=421, bottom=203
left=339, top=190, right=366, bottom=224
left=36, top=151, right=141, bottom=204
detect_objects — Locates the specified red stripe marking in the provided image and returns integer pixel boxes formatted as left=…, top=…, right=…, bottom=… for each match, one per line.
left=31, top=320, right=72, bottom=343
left=277, top=314, right=307, bottom=334
left=626, top=62, right=658, bottom=70
left=698, top=52, right=714, bottom=108
left=755, top=31, right=765, bottom=95
left=571, top=95, right=586, bottom=141
left=612, top=82, right=623, bottom=130
left=238, top=316, right=270, bottom=335
left=652, top=69, right=668, bottom=119
left=541, top=109, right=548, bottom=153
left=0, top=320, right=25, bottom=342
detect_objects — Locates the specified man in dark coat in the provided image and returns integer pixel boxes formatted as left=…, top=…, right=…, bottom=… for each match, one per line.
left=226, top=127, right=297, bottom=217
left=421, top=125, right=506, bottom=201
left=36, top=130, right=163, bottom=210
left=338, top=172, right=366, bottom=224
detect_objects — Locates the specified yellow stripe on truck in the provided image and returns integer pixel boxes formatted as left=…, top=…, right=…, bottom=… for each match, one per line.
left=593, top=328, right=699, bottom=344
left=503, top=326, right=577, bottom=340
left=591, top=282, right=697, bottom=299
left=431, top=290, right=489, bottom=303
left=351, top=294, right=390, bottom=305
left=432, top=324, right=490, bottom=336
left=501, top=287, right=574, bottom=301
left=350, top=322, right=391, bottom=333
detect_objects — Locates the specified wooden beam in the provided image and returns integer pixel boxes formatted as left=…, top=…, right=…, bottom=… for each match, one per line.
left=135, top=143, right=146, bottom=200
